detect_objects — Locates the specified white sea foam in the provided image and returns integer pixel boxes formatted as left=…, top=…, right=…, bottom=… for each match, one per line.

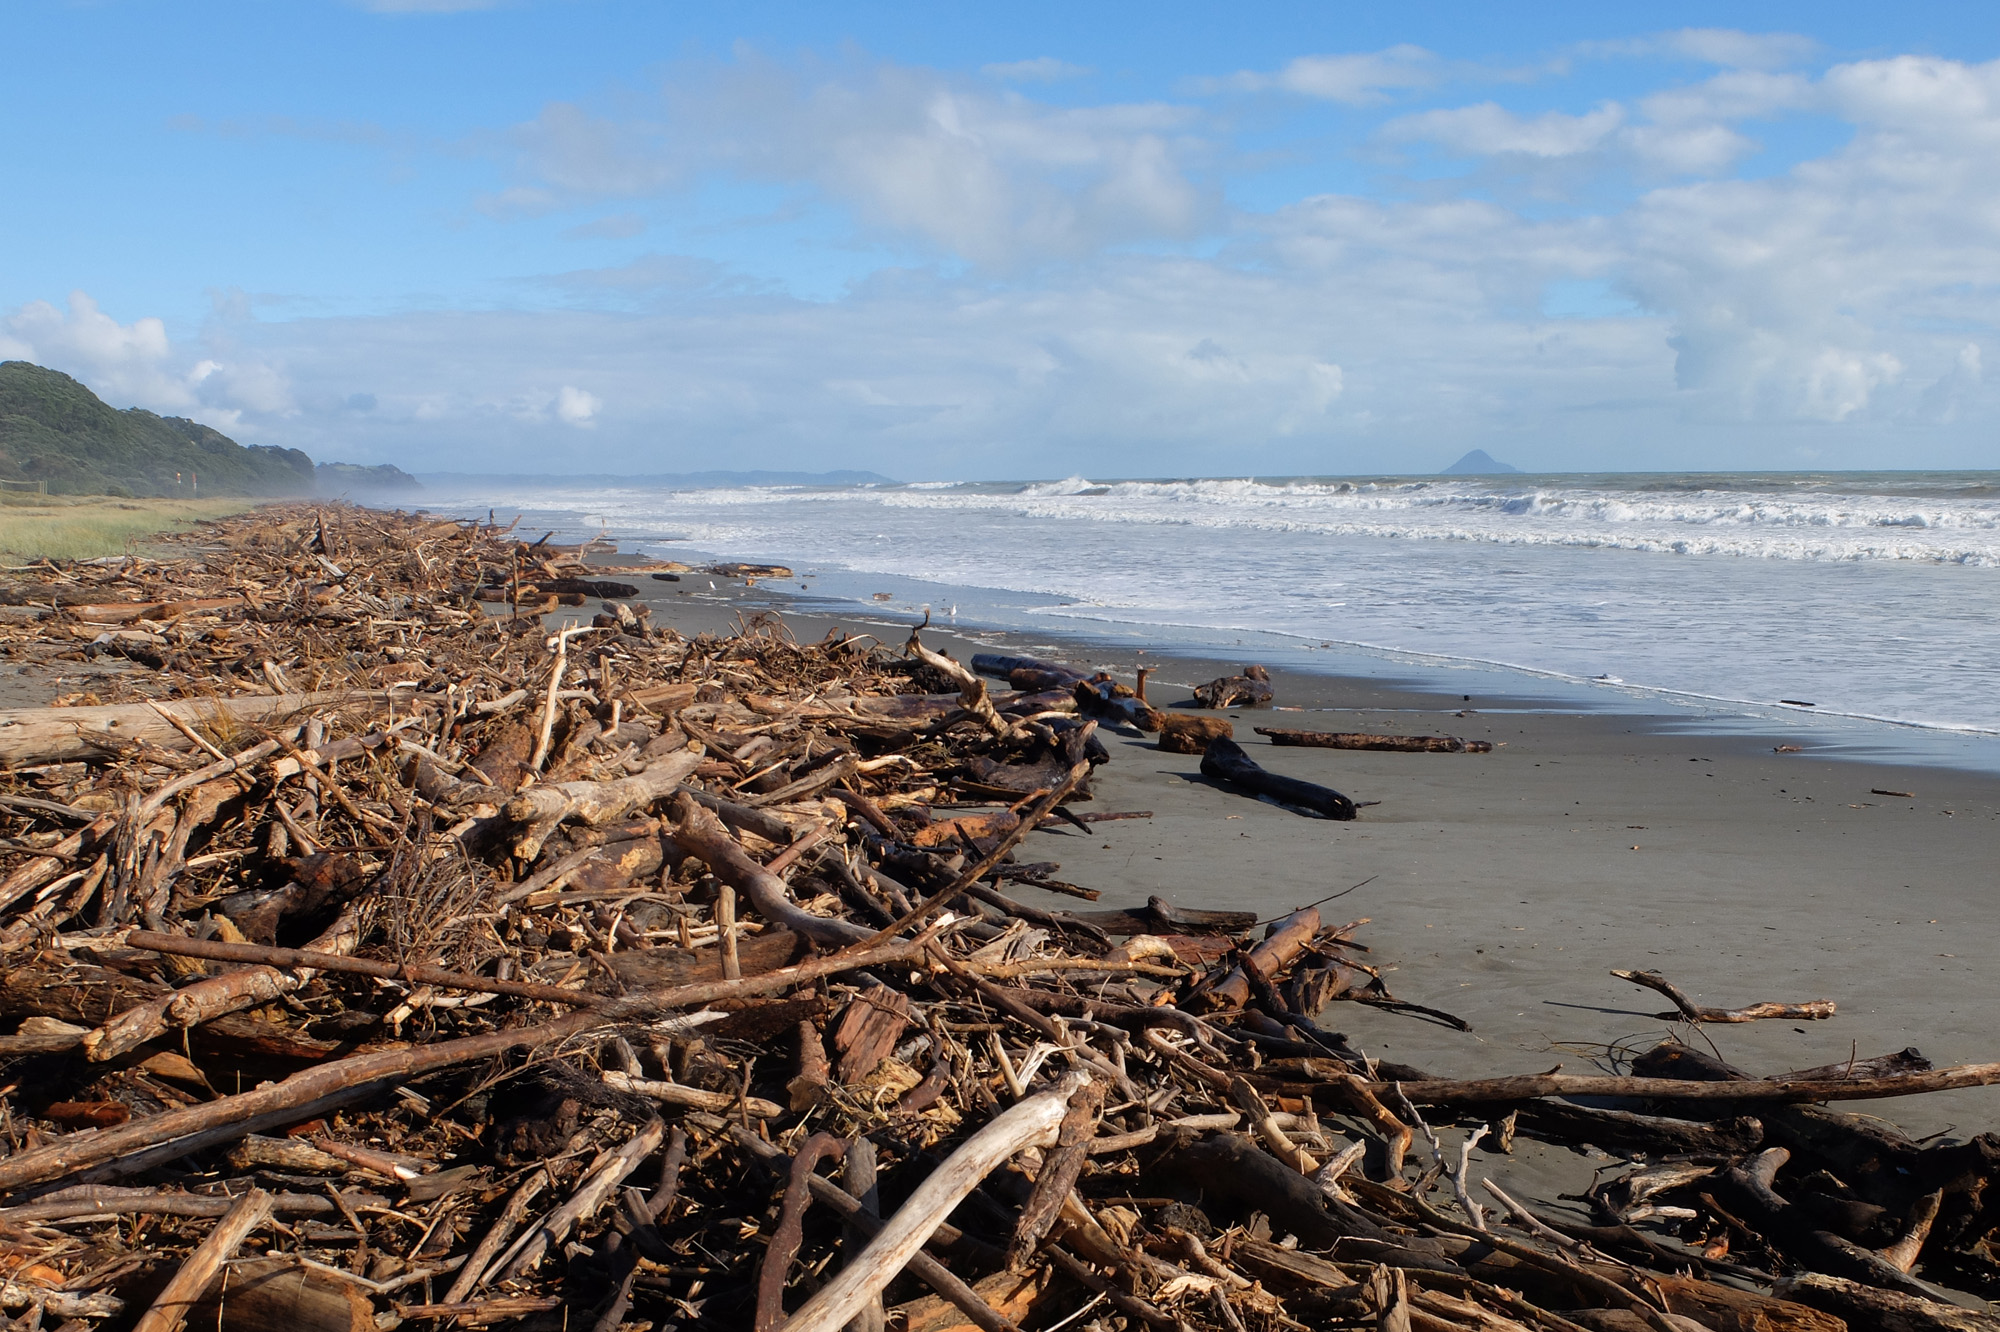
left=428, top=472, right=2000, bottom=738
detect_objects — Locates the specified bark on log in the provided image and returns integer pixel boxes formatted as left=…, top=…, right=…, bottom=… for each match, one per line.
left=1774, top=1272, right=2000, bottom=1331
left=1200, top=738, right=1357, bottom=819
left=1160, top=715, right=1233, bottom=754
left=1367, top=1062, right=2000, bottom=1106
left=777, top=1076, right=1089, bottom=1332
left=0, top=691, right=388, bottom=767
left=505, top=750, right=703, bottom=859
left=1203, top=907, right=1321, bottom=1010
left=670, top=794, right=872, bottom=946
left=1192, top=666, right=1272, bottom=709
left=131, top=1187, right=274, bottom=1332
left=0, top=933, right=931, bottom=1194
left=1074, top=679, right=1164, bottom=732
left=1255, top=727, right=1492, bottom=754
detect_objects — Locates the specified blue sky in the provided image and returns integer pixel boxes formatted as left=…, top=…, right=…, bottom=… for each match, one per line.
left=6, top=1, right=2000, bottom=478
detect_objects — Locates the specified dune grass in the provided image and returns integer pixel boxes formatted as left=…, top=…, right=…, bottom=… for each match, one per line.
left=0, top=495, right=260, bottom=562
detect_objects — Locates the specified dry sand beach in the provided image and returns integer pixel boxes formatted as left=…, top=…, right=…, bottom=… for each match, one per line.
left=638, top=566, right=2000, bottom=1141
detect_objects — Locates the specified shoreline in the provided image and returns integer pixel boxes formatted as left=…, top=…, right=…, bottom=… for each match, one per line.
left=621, top=552, right=2000, bottom=1140
left=5, top=502, right=1999, bottom=1323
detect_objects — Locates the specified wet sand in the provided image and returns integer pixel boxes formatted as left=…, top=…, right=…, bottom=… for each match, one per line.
left=636, top=574, right=2000, bottom=1149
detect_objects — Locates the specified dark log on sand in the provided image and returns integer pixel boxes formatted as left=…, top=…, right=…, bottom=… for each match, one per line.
left=1160, top=714, right=1231, bottom=754
left=970, top=654, right=1089, bottom=686
left=1073, top=679, right=1163, bottom=733
left=1200, top=737, right=1357, bottom=819
left=1192, top=664, right=1272, bottom=709
left=1256, top=727, right=1493, bottom=754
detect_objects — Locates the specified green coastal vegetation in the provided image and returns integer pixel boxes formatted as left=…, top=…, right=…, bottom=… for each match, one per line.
left=0, top=360, right=419, bottom=558
left=0, top=494, right=257, bottom=562
left=0, top=360, right=315, bottom=498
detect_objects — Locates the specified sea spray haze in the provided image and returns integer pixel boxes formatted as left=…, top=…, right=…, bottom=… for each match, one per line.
left=428, top=472, right=2000, bottom=738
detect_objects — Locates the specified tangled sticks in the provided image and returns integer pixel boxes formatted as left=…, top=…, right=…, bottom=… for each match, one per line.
left=0, top=504, right=1998, bottom=1331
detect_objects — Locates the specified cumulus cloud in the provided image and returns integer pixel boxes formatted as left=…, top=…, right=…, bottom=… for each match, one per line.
left=17, top=45, right=2000, bottom=474
left=1212, top=45, right=1439, bottom=104
left=556, top=385, right=601, bottom=426
left=493, top=57, right=1212, bottom=266
left=1384, top=102, right=1625, bottom=157
left=3, top=293, right=195, bottom=413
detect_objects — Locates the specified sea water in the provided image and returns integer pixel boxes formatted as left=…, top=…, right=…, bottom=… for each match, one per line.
left=422, top=472, right=2000, bottom=766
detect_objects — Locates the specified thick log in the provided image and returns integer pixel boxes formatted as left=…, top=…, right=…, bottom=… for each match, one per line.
left=670, top=794, right=872, bottom=946
left=0, top=933, right=932, bottom=1194
left=505, top=750, right=703, bottom=859
left=1511, top=1102, right=1764, bottom=1159
left=1159, top=714, right=1232, bottom=754
left=1368, top=1062, right=2000, bottom=1107
left=1774, top=1272, right=2000, bottom=1331
left=970, top=654, right=1088, bottom=687
left=1200, top=737, right=1357, bottom=819
left=132, top=1187, right=274, bottom=1332
left=1074, top=679, right=1163, bottom=732
left=1167, top=1132, right=1456, bottom=1268
left=1203, top=906, right=1321, bottom=1010
left=183, top=1258, right=374, bottom=1332
left=0, top=691, right=387, bottom=767
left=1256, top=727, right=1492, bottom=754
left=778, top=1076, right=1089, bottom=1332
left=1192, top=665, right=1272, bottom=709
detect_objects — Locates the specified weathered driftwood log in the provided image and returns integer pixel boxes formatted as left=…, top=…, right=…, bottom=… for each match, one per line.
left=1192, top=664, right=1272, bottom=709
left=970, top=653, right=1088, bottom=687
left=1255, top=727, right=1492, bottom=754
left=1774, top=1272, right=2000, bottom=1331
left=670, top=794, right=872, bottom=946
left=1203, top=906, right=1321, bottom=1010
left=1612, top=968, right=1836, bottom=1023
left=0, top=691, right=389, bottom=767
left=1200, top=737, right=1357, bottom=819
left=186, top=1258, right=374, bottom=1332
left=726, top=1125, right=1021, bottom=1332
left=131, top=1187, right=274, bottom=1332
left=1718, top=1147, right=1948, bottom=1299
left=0, top=933, right=932, bottom=1193
left=505, top=749, right=704, bottom=859
left=1073, top=678, right=1163, bottom=732
left=779, top=1078, right=1088, bottom=1332
left=83, top=908, right=361, bottom=1061
left=1368, top=1062, right=2000, bottom=1107
left=1159, top=714, right=1232, bottom=754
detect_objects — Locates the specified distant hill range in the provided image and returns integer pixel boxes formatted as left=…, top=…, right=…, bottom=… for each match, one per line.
left=418, top=469, right=897, bottom=489
left=0, top=360, right=316, bottom=498
left=1440, top=449, right=1521, bottom=475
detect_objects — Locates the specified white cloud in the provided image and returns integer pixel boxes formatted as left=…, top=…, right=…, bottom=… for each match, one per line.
left=497, top=59, right=1213, bottom=265
left=982, top=58, right=1091, bottom=83
left=1385, top=101, right=1625, bottom=157
left=1581, top=29, right=1818, bottom=71
left=556, top=385, right=601, bottom=426
left=19, top=47, right=2000, bottom=476
left=3, top=292, right=195, bottom=413
left=1215, top=46, right=1438, bottom=104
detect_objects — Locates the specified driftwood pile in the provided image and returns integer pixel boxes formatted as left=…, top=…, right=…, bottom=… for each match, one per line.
left=0, top=504, right=1996, bottom=1332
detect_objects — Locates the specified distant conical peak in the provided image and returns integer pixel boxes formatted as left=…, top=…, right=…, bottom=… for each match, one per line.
left=1441, top=449, right=1520, bottom=475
